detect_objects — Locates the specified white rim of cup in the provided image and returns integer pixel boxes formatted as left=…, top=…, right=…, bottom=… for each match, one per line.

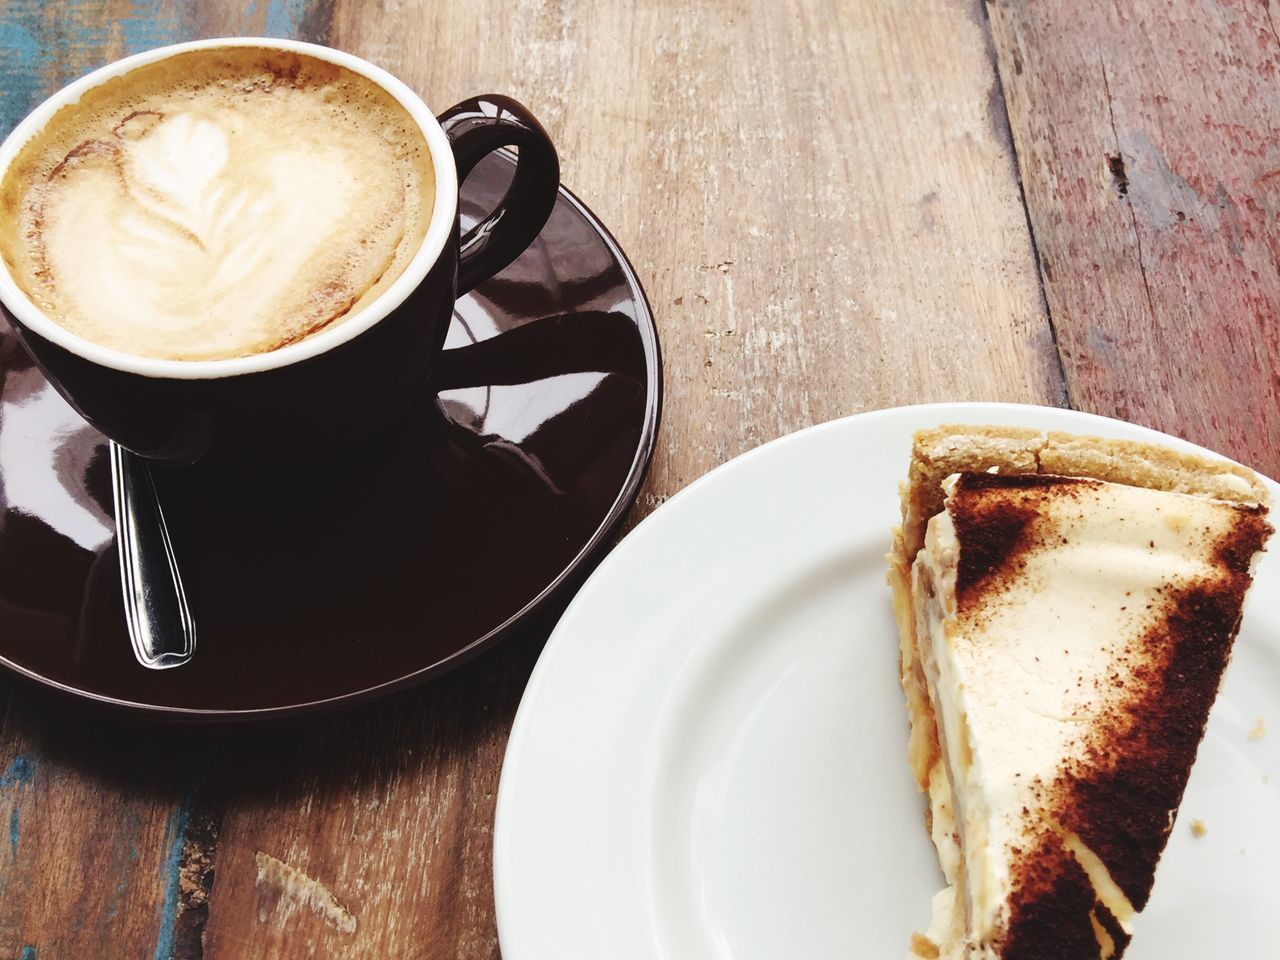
left=0, top=37, right=460, bottom=381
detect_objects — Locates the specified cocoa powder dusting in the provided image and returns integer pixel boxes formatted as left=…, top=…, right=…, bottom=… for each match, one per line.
left=950, top=473, right=1093, bottom=611
left=1001, top=833, right=1106, bottom=960
left=1053, top=508, right=1271, bottom=909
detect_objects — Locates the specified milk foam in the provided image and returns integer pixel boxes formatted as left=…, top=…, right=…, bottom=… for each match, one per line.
left=0, top=48, right=435, bottom=361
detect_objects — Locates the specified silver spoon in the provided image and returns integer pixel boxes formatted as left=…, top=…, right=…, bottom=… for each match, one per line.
left=109, top=441, right=196, bottom=669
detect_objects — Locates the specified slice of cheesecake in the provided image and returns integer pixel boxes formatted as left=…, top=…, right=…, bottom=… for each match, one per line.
left=887, top=426, right=1272, bottom=960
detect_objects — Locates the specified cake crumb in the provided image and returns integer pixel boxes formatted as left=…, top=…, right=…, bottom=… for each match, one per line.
left=1248, top=717, right=1266, bottom=740
left=910, top=933, right=941, bottom=958
left=1190, top=819, right=1207, bottom=838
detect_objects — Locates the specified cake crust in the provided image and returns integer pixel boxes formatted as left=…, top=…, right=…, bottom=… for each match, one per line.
left=900, top=425, right=1269, bottom=567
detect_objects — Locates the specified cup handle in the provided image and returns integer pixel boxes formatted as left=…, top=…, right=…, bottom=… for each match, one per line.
left=438, top=95, right=560, bottom=296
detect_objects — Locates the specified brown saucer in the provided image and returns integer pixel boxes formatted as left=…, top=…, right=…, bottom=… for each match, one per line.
left=0, top=152, right=661, bottom=720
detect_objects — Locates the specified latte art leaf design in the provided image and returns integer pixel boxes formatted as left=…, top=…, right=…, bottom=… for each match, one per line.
left=115, top=112, right=276, bottom=292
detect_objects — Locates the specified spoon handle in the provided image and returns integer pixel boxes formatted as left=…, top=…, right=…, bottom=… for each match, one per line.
left=110, top=441, right=196, bottom=669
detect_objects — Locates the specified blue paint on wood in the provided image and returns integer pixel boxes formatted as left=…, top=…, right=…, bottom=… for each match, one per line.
left=0, top=14, right=53, bottom=138
left=0, top=0, right=191, bottom=138
left=150, top=792, right=191, bottom=960
left=117, top=1, right=186, bottom=57
left=50, top=0, right=183, bottom=57
left=19, top=947, right=36, bottom=960
left=265, top=0, right=311, bottom=39
left=0, top=756, right=33, bottom=862
left=0, top=755, right=34, bottom=789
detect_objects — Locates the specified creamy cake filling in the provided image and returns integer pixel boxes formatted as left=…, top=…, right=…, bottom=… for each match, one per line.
left=904, top=470, right=1269, bottom=959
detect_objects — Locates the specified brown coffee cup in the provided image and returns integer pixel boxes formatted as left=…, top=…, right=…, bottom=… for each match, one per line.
left=0, top=38, right=560, bottom=468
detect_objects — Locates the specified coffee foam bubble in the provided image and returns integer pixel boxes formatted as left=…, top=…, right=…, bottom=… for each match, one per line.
left=0, top=48, right=435, bottom=361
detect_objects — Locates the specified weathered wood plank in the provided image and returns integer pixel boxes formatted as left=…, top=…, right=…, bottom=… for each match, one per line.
left=0, top=5, right=328, bottom=959
left=987, top=0, right=1280, bottom=474
left=327, top=0, right=1063, bottom=494
left=199, top=1, right=1058, bottom=957
left=201, top=633, right=546, bottom=960
left=194, top=0, right=333, bottom=42
left=0, top=5, right=202, bottom=957
left=0, top=708, right=209, bottom=960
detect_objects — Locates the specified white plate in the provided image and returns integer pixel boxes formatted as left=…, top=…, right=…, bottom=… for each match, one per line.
left=494, top=403, right=1280, bottom=959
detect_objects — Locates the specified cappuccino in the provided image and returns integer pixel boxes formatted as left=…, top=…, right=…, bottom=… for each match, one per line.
left=0, top=47, right=435, bottom=361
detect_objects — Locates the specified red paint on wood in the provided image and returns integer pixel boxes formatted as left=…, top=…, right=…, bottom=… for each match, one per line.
left=989, top=0, right=1280, bottom=475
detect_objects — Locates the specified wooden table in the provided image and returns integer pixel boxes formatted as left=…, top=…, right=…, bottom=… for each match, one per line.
left=0, top=1, right=1276, bottom=956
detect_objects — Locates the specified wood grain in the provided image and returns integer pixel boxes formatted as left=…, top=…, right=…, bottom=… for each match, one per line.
left=987, top=0, right=1280, bottom=475
left=0, top=5, right=210, bottom=958
left=200, top=633, right=547, bottom=960
left=326, top=0, right=1061, bottom=499
left=0, top=5, right=326, bottom=959
left=0, top=707, right=209, bottom=960
left=198, top=1, right=1057, bottom=957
